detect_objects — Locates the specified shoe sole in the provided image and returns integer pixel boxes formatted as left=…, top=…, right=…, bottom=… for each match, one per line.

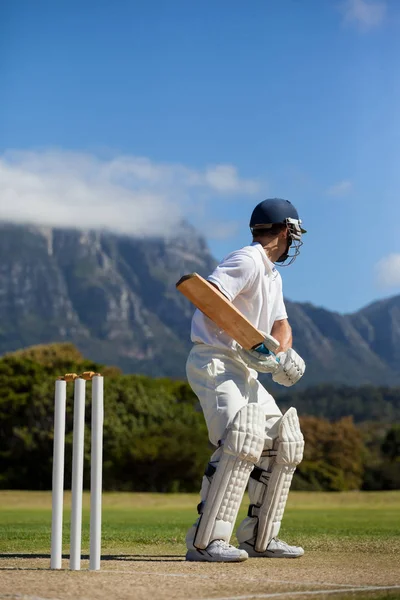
left=247, top=553, right=304, bottom=558
left=239, top=544, right=304, bottom=559
left=186, top=550, right=248, bottom=563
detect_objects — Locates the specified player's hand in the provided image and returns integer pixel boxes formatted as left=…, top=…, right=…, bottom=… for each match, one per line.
left=272, top=348, right=305, bottom=386
left=235, top=340, right=280, bottom=374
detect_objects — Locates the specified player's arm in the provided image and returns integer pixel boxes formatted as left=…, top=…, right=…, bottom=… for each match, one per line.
left=270, top=318, right=292, bottom=353
left=268, top=284, right=305, bottom=386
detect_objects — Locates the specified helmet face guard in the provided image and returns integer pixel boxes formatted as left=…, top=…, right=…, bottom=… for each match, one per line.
left=276, top=217, right=305, bottom=266
left=251, top=217, right=306, bottom=266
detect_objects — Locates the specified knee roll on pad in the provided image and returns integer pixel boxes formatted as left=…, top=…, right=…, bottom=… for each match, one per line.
left=193, top=403, right=265, bottom=550
left=252, top=407, right=304, bottom=552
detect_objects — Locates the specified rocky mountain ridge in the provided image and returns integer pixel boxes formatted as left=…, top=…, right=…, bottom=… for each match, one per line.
left=0, top=222, right=399, bottom=386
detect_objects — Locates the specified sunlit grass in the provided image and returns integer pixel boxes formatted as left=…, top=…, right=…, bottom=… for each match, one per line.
left=0, top=490, right=399, bottom=555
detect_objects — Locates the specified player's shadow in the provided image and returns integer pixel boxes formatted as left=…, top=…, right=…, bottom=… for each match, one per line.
left=0, top=553, right=185, bottom=564
left=103, top=554, right=185, bottom=562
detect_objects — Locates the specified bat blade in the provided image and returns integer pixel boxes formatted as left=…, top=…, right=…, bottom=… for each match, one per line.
left=176, top=272, right=265, bottom=350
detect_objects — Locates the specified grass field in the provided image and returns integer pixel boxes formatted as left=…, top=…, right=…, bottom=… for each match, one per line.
left=0, top=490, right=399, bottom=600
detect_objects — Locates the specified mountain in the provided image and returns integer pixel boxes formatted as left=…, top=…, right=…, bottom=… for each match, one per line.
left=349, top=296, right=400, bottom=372
left=285, top=300, right=400, bottom=387
left=0, top=222, right=215, bottom=378
left=0, top=222, right=399, bottom=385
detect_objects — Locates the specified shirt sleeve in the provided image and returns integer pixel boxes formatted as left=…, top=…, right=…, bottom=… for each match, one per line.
left=208, top=250, right=256, bottom=301
left=274, top=272, right=288, bottom=321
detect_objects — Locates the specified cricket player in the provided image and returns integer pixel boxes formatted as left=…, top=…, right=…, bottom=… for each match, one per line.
left=185, top=198, right=307, bottom=562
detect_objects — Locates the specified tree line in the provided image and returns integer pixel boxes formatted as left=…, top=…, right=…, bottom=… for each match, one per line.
left=0, top=343, right=399, bottom=492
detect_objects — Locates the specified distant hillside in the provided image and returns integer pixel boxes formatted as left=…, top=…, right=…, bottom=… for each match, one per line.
left=285, top=297, right=400, bottom=387
left=0, top=222, right=399, bottom=385
left=0, top=222, right=215, bottom=378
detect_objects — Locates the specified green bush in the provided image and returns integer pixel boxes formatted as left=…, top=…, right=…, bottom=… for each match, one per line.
left=1, top=342, right=399, bottom=492
left=0, top=345, right=210, bottom=491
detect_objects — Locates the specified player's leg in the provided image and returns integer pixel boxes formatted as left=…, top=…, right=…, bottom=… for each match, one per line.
left=185, top=345, right=264, bottom=562
left=236, top=380, right=304, bottom=558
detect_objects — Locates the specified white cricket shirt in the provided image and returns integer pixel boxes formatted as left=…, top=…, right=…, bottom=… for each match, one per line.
left=191, top=242, right=288, bottom=350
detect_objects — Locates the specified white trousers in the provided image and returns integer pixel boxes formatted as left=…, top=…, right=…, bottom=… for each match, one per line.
left=186, top=343, right=283, bottom=548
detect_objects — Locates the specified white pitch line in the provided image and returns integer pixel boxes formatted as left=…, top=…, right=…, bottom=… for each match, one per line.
left=0, top=565, right=377, bottom=589
left=0, top=567, right=379, bottom=589
left=198, top=584, right=400, bottom=600
left=253, top=580, right=355, bottom=589
left=99, top=569, right=395, bottom=590
left=100, top=569, right=400, bottom=591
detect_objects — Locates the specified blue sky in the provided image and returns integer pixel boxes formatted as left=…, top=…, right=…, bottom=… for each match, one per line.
left=1, top=0, right=399, bottom=313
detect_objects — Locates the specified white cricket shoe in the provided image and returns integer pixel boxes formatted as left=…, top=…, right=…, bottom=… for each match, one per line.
left=186, top=540, right=248, bottom=562
left=239, top=537, right=304, bottom=558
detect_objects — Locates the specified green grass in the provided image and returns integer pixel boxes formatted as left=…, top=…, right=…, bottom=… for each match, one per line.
left=0, top=490, right=399, bottom=557
left=1, top=491, right=399, bottom=600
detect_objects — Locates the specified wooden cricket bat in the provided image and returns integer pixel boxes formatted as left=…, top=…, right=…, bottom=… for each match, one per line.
left=176, top=272, right=279, bottom=352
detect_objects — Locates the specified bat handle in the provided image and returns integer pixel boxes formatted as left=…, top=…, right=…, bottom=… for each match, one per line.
left=253, top=333, right=280, bottom=356
left=253, top=343, right=281, bottom=363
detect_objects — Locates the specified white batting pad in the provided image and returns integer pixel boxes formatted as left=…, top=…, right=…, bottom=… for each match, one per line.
left=194, top=403, right=265, bottom=550
left=254, top=407, right=304, bottom=552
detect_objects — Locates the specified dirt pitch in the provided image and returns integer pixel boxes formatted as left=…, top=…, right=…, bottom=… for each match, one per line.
left=1, top=551, right=399, bottom=600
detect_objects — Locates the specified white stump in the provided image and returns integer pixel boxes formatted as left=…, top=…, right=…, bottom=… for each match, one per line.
left=89, top=375, right=104, bottom=571
left=70, top=378, right=86, bottom=571
left=50, top=380, right=67, bottom=569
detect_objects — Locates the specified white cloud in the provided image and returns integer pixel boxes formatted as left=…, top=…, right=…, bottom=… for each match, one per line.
left=204, top=165, right=259, bottom=194
left=0, top=149, right=260, bottom=237
left=375, top=254, right=400, bottom=288
left=340, top=0, right=387, bottom=31
left=326, top=180, right=353, bottom=196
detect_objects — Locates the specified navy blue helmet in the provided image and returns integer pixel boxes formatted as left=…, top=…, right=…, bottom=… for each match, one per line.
left=250, top=198, right=306, bottom=265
